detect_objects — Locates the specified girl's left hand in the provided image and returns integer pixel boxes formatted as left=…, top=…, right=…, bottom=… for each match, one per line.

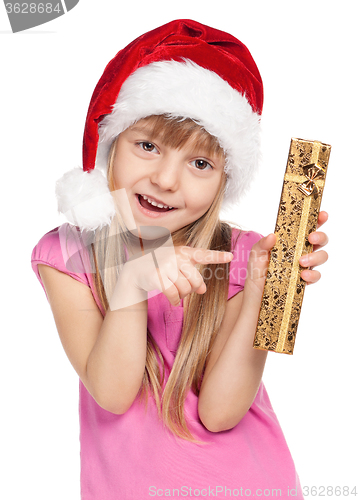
left=298, top=210, right=329, bottom=285
left=245, top=211, right=329, bottom=300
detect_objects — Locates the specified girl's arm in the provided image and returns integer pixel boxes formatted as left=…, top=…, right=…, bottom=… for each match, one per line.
left=198, top=212, right=329, bottom=432
left=38, top=263, right=148, bottom=415
left=198, top=286, right=267, bottom=432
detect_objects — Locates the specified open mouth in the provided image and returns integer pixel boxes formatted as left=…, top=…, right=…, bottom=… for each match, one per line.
left=137, top=194, right=176, bottom=213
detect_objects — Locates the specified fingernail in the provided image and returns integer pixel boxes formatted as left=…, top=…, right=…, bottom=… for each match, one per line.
left=300, top=255, right=309, bottom=265
left=310, top=234, right=319, bottom=243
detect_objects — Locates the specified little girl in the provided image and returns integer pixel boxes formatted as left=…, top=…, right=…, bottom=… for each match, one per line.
left=31, top=19, right=329, bottom=500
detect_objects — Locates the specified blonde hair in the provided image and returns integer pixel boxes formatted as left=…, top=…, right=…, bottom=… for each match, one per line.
left=89, top=115, right=243, bottom=443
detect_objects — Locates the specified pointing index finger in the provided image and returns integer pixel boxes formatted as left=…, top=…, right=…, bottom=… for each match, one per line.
left=182, top=247, right=233, bottom=264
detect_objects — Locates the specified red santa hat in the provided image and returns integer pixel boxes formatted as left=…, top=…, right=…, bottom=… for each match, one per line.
left=55, top=19, right=263, bottom=231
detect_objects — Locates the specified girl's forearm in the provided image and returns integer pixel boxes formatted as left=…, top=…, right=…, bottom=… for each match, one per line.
left=86, top=270, right=148, bottom=414
left=198, top=288, right=267, bottom=432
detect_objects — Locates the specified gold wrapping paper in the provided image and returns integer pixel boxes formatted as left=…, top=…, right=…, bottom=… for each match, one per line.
left=253, top=138, right=331, bottom=354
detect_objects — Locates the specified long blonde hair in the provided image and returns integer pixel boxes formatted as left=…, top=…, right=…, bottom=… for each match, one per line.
left=89, top=115, right=243, bottom=443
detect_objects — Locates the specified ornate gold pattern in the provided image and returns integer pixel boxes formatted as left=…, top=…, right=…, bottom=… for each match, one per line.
left=253, top=138, right=331, bottom=354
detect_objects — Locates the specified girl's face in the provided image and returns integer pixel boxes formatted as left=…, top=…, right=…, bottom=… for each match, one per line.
left=112, top=119, right=226, bottom=235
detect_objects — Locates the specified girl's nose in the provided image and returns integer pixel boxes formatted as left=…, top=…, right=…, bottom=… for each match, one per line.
left=150, top=159, right=181, bottom=192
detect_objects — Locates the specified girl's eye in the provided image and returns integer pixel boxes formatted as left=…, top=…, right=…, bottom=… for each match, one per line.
left=191, top=159, right=213, bottom=171
left=138, top=142, right=159, bottom=153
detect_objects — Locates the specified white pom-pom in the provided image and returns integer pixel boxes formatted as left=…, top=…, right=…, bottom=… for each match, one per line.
left=55, top=167, right=115, bottom=231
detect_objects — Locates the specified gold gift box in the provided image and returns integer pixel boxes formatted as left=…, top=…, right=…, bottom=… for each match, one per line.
left=253, top=138, right=331, bottom=354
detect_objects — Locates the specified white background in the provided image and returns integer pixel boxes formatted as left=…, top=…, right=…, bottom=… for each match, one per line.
left=1, top=1, right=358, bottom=499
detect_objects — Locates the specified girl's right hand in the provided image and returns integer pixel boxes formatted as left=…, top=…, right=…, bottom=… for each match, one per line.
left=121, top=245, right=234, bottom=307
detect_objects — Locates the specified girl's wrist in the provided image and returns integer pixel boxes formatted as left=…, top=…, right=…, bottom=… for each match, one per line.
left=242, top=279, right=264, bottom=312
left=235, top=286, right=269, bottom=364
left=109, top=267, right=148, bottom=311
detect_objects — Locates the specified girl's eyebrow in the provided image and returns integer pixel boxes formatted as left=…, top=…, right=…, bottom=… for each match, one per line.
left=129, top=126, right=158, bottom=140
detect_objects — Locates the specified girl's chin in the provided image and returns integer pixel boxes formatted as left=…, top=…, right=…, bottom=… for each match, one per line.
left=125, top=225, right=173, bottom=241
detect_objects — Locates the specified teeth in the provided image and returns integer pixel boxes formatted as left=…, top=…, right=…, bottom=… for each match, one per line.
left=141, top=194, right=173, bottom=209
